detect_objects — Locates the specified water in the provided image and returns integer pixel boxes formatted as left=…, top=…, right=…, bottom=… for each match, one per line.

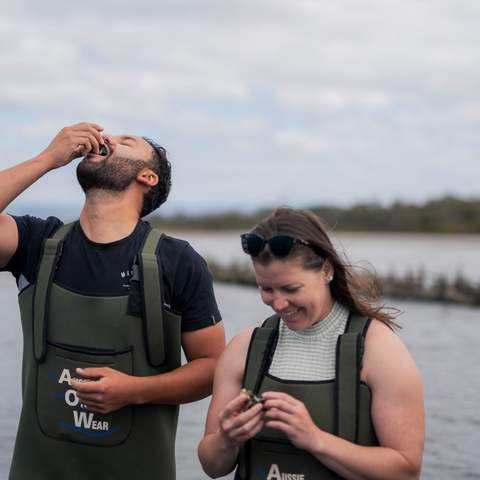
left=175, top=230, right=480, bottom=283
left=1, top=230, right=480, bottom=479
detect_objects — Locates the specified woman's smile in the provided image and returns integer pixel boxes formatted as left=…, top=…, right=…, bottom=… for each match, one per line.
left=254, top=257, right=334, bottom=331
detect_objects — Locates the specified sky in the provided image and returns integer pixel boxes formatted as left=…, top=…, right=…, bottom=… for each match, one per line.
left=1, top=0, right=479, bottom=216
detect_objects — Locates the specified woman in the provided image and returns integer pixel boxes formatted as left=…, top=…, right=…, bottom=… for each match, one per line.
left=198, top=208, right=424, bottom=480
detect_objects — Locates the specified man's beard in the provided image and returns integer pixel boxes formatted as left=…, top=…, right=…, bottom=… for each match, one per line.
left=76, top=156, right=148, bottom=193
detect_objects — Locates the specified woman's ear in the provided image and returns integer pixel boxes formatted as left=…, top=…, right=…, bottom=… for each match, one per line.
left=323, top=260, right=334, bottom=284
left=137, top=168, right=159, bottom=187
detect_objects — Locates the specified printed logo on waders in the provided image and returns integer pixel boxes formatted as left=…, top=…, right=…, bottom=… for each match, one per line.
left=266, top=463, right=305, bottom=480
left=36, top=346, right=134, bottom=446
left=57, top=368, right=116, bottom=435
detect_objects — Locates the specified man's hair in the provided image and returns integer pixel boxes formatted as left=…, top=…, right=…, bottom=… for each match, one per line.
left=141, top=137, right=172, bottom=217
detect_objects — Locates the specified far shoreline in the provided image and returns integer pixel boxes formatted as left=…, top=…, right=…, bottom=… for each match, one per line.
left=207, top=260, right=480, bottom=308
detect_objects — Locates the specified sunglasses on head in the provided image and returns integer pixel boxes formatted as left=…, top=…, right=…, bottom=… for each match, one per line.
left=240, top=233, right=323, bottom=258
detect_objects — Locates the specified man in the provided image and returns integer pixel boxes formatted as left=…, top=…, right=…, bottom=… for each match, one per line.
left=0, top=122, right=225, bottom=479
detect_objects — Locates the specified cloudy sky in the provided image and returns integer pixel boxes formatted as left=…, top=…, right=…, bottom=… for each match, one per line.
left=1, top=0, right=479, bottom=215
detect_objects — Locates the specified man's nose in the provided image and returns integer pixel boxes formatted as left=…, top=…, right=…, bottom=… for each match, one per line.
left=103, top=135, right=117, bottom=146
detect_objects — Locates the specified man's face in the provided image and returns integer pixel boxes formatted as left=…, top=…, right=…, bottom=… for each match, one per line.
left=76, top=135, right=155, bottom=193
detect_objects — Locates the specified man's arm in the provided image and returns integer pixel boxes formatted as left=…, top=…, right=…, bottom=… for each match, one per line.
left=72, top=322, right=226, bottom=412
left=0, top=215, right=19, bottom=269
left=137, top=321, right=226, bottom=403
left=0, top=122, right=104, bottom=268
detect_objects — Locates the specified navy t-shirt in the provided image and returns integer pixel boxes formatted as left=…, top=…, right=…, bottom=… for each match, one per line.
left=2, top=215, right=222, bottom=332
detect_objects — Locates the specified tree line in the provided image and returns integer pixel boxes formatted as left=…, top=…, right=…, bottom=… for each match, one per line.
left=151, top=196, right=480, bottom=233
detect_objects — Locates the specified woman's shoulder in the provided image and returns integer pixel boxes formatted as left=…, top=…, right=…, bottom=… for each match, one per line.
left=365, top=317, right=398, bottom=342
left=364, top=318, right=406, bottom=357
left=362, top=318, right=419, bottom=385
left=224, top=326, right=257, bottom=358
left=214, top=326, right=257, bottom=385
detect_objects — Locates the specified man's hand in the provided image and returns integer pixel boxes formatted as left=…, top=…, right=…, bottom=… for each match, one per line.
left=71, top=367, right=138, bottom=414
left=0, top=121, right=105, bottom=267
left=40, top=122, right=104, bottom=169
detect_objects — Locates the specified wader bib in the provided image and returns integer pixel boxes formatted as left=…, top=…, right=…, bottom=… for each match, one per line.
left=236, top=313, right=378, bottom=480
left=10, top=224, right=182, bottom=480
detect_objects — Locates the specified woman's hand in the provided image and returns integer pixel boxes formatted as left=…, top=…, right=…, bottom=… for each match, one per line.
left=218, top=390, right=265, bottom=449
left=263, top=391, right=322, bottom=452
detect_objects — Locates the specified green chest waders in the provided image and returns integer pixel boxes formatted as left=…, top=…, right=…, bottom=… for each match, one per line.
left=236, top=314, right=378, bottom=480
left=10, top=225, right=182, bottom=480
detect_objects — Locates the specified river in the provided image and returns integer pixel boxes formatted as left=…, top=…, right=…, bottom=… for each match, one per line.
left=176, top=230, right=480, bottom=284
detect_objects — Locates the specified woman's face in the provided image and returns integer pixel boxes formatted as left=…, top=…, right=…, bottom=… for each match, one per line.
left=253, top=256, right=334, bottom=331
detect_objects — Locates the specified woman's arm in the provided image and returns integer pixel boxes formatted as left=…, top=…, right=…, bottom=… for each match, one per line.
left=198, top=327, right=265, bottom=478
left=263, top=320, right=424, bottom=480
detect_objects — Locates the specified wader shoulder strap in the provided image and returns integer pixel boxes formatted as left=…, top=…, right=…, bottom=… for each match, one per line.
left=335, top=313, right=370, bottom=443
left=139, top=228, right=165, bottom=367
left=52, top=222, right=75, bottom=240
left=345, top=312, right=371, bottom=336
left=33, top=223, right=74, bottom=362
left=241, top=315, right=280, bottom=394
left=238, top=315, right=279, bottom=480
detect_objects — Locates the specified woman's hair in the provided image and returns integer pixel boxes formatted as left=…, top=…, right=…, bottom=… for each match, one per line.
left=249, top=207, right=399, bottom=330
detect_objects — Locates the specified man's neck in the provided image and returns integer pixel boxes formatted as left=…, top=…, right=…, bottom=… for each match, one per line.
left=79, top=190, right=140, bottom=243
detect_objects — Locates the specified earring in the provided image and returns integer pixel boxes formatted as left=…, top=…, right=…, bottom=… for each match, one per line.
left=326, top=275, right=333, bottom=284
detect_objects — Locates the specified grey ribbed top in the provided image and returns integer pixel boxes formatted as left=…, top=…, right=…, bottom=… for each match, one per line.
left=268, top=302, right=349, bottom=381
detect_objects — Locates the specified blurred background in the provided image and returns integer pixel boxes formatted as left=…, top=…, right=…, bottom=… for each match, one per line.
left=1, top=1, right=479, bottom=478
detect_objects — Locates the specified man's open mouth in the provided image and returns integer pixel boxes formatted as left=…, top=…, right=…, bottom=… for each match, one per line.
left=99, top=143, right=109, bottom=156
left=84, top=141, right=112, bottom=160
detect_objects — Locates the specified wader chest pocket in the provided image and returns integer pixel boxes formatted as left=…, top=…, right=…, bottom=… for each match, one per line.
left=36, top=343, right=134, bottom=447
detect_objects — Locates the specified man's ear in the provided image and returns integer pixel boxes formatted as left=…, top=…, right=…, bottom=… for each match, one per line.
left=136, top=168, right=159, bottom=187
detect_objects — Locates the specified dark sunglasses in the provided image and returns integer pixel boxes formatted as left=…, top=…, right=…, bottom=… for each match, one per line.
left=241, top=233, right=322, bottom=258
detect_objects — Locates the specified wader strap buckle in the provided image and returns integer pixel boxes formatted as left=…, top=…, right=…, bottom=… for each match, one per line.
left=33, top=223, right=73, bottom=362
left=139, top=228, right=165, bottom=367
